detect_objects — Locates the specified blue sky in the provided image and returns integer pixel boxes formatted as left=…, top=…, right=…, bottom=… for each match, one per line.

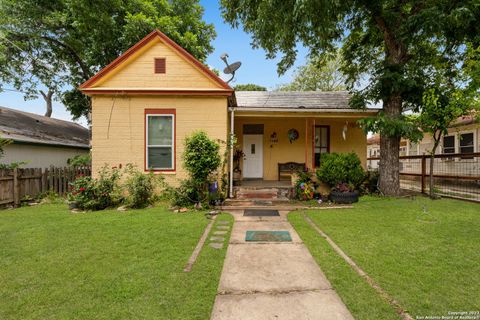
left=0, top=1, right=308, bottom=126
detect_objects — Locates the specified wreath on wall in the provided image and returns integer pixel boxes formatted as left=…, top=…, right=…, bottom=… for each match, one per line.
left=287, top=128, right=299, bottom=143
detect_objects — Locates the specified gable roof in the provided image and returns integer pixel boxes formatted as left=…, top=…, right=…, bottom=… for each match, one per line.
left=0, top=106, right=89, bottom=149
left=80, top=29, right=232, bottom=95
left=232, top=91, right=378, bottom=113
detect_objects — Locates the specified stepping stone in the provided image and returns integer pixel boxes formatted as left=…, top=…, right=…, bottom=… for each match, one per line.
left=214, top=231, right=227, bottom=235
left=210, top=236, right=225, bottom=242
left=217, top=226, right=230, bottom=230
left=209, top=243, right=223, bottom=249
left=218, top=221, right=229, bottom=225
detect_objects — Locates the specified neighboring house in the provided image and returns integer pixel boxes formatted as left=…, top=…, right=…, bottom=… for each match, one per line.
left=0, top=106, right=89, bottom=168
left=366, top=116, right=480, bottom=175
left=367, top=135, right=407, bottom=170
left=79, top=29, right=376, bottom=194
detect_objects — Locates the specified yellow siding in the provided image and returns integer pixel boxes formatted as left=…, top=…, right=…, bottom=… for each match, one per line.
left=91, top=95, right=228, bottom=183
left=94, top=38, right=220, bottom=89
left=234, top=116, right=367, bottom=180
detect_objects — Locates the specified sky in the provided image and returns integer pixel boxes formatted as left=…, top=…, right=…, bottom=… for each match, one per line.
left=0, top=0, right=308, bottom=127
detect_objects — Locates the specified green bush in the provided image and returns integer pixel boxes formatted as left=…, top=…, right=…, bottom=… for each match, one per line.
left=67, top=153, right=91, bottom=167
left=316, top=153, right=365, bottom=189
left=68, top=166, right=122, bottom=210
left=183, top=131, right=221, bottom=182
left=174, top=131, right=221, bottom=207
left=124, top=164, right=164, bottom=208
left=168, top=179, right=204, bottom=207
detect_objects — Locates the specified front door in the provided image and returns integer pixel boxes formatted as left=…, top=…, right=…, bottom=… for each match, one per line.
left=243, top=134, right=263, bottom=178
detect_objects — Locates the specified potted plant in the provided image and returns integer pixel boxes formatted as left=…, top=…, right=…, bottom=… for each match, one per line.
left=316, top=153, right=365, bottom=204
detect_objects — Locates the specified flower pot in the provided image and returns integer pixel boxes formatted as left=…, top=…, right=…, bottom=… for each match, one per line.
left=328, top=190, right=359, bottom=204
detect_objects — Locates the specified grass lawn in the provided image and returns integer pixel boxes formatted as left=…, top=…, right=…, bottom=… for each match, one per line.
left=0, top=203, right=232, bottom=320
left=289, top=196, right=480, bottom=320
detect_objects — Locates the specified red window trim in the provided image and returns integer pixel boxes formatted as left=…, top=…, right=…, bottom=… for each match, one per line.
left=312, top=125, right=330, bottom=169
left=144, top=108, right=176, bottom=172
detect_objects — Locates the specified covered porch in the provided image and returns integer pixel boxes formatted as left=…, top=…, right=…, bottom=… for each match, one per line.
left=227, top=91, right=377, bottom=198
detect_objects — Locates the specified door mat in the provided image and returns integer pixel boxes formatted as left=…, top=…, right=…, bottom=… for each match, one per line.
left=245, top=231, right=292, bottom=242
left=244, top=209, right=279, bottom=216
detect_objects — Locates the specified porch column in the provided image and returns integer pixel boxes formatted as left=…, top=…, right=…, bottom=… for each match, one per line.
left=229, top=109, right=235, bottom=198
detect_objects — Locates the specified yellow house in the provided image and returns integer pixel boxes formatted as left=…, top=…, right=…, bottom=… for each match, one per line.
left=80, top=29, right=377, bottom=197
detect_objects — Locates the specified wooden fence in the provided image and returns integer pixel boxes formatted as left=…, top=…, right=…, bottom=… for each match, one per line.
left=0, top=166, right=91, bottom=207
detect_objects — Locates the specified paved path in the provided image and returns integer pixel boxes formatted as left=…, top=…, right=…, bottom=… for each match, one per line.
left=211, top=209, right=354, bottom=320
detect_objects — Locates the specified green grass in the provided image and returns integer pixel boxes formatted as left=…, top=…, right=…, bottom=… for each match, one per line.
left=0, top=204, right=232, bottom=320
left=289, top=196, right=480, bottom=319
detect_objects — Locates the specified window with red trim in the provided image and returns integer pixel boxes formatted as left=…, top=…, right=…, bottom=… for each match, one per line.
left=146, top=112, right=174, bottom=170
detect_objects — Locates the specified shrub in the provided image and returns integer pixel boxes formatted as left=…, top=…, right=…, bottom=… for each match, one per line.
left=168, top=178, right=204, bottom=207
left=183, top=131, right=221, bottom=182
left=68, top=153, right=91, bottom=167
left=175, top=131, right=221, bottom=207
left=68, top=166, right=122, bottom=210
left=124, top=164, right=164, bottom=208
left=316, top=153, right=365, bottom=189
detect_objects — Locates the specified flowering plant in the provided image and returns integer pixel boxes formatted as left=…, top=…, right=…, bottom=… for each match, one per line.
left=293, top=171, right=316, bottom=200
left=68, top=166, right=122, bottom=210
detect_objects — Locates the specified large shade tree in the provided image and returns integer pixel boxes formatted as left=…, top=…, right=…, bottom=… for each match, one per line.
left=220, top=0, right=480, bottom=195
left=0, top=0, right=216, bottom=120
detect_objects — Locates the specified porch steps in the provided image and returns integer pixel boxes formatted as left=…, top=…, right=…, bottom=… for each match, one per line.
left=234, top=187, right=290, bottom=201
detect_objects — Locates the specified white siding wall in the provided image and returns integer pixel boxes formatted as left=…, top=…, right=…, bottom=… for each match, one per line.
left=0, top=144, right=89, bottom=168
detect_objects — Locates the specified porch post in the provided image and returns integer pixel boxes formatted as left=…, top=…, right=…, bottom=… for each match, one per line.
left=229, top=109, right=235, bottom=198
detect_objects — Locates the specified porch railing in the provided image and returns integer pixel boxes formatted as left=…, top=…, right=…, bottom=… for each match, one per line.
left=367, top=152, right=480, bottom=202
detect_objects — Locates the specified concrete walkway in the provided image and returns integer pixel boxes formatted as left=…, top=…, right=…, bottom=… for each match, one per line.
left=211, top=210, right=354, bottom=320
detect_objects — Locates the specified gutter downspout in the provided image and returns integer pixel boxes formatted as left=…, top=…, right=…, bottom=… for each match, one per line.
left=229, top=109, right=235, bottom=198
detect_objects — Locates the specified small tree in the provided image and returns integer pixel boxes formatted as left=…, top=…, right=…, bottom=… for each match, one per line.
left=234, top=84, right=267, bottom=91
left=276, top=54, right=346, bottom=92
left=417, top=88, right=477, bottom=198
left=183, top=131, right=221, bottom=201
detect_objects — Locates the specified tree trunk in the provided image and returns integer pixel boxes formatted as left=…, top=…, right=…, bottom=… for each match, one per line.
left=379, top=94, right=402, bottom=196
left=40, top=89, right=53, bottom=117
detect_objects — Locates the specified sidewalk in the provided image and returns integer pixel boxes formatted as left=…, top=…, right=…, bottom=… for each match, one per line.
left=211, top=209, right=354, bottom=320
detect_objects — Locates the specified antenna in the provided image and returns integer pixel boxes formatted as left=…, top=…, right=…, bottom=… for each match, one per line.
left=220, top=53, right=241, bottom=83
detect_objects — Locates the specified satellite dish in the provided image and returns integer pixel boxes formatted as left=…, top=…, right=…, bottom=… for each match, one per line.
left=223, top=61, right=241, bottom=74
left=220, top=52, right=242, bottom=83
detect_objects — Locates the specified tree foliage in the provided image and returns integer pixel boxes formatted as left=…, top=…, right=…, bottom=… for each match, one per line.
left=221, top=0, right=480, bottom=195
left=234, top=83, right=267, bottom=91
left=276, top=54, right=346, bottom=91
left=0, top=0, right=216, bottom=119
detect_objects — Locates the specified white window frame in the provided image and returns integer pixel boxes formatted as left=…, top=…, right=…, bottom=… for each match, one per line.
left=146, top=114, right=175, bottom=170
left=442, top=134, right=456, bottom=154
left=458, top=131, right=476, bottom=154
left=408, top=141, right=419, bottom=156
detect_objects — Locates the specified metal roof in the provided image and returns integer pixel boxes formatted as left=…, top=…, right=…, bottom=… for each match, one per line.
left=0, top=106, right=90, bottom=149
left=233, top=91, right=368, bottom=111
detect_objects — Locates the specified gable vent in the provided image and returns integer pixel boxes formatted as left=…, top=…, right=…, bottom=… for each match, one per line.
left=154, top=58, right=166, bottom=74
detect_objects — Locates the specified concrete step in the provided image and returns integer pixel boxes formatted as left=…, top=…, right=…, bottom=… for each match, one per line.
left=234, top=187, right=291, bottom=201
